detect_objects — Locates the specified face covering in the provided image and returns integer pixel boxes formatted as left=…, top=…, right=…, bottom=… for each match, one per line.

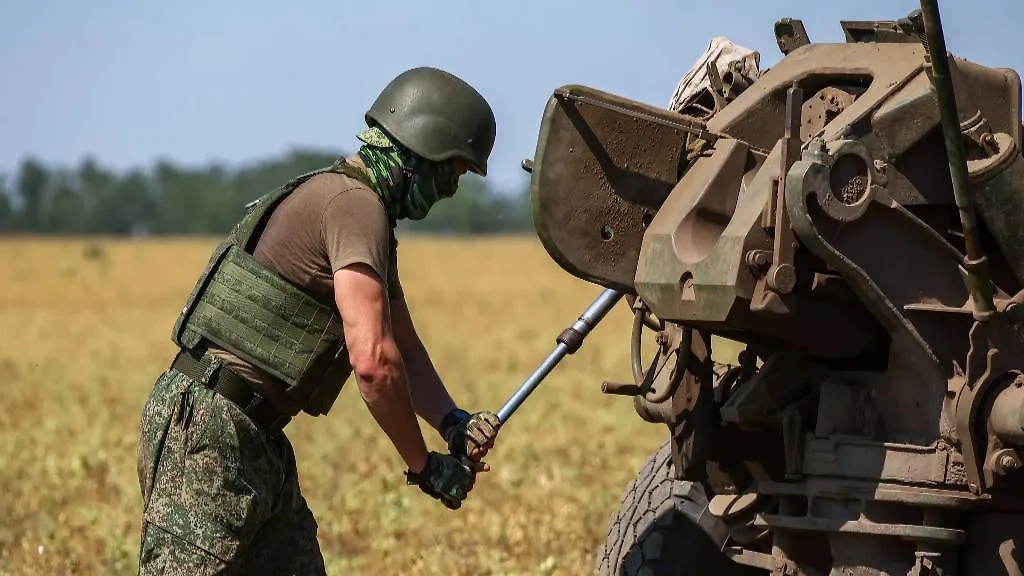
left=352, top=127, right=460, bottom=221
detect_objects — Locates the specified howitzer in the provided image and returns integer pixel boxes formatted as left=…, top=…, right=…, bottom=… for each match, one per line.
left=517, top=1, right=1024, bottom=574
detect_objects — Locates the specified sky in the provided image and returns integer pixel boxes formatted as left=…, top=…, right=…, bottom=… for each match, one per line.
left=2, top=0, right=1022, bottom=193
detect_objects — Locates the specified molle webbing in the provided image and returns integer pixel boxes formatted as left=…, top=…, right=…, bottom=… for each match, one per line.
left=172, top=161, right=377, bottom=398
left=182, top=244, right=344, bottom=386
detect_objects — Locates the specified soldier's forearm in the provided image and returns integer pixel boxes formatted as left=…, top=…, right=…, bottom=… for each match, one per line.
left=353, top=344, right=430, bottom=473
left=389, top=295, right=458, bottom=432
left=400, top=335, right=457, bottom=432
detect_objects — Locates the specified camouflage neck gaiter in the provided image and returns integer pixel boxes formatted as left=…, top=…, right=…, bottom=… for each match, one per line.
left=352, top=127, right=459, bottom=222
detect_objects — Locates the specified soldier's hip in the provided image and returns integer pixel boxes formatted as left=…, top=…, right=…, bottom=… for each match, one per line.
left=168, top=345, right=292, bottom=435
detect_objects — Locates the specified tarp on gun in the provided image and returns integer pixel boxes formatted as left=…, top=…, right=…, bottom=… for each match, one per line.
left=667, top=36, right=760, bottom=114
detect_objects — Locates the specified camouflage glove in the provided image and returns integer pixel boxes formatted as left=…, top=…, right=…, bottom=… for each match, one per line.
left=441, top=409, right=501, bottom=459
left=405, top=451, right=476, bottom=510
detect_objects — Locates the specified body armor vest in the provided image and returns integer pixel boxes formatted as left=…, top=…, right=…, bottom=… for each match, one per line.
left=171, top=161, right=390, bottom=416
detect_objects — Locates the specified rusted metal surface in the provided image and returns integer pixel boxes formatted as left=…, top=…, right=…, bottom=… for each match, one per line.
left=869, top=58, right=1020, bottom=210
left=706, top=42, right=927, bottom=153
left=988, top=377, right=1024, bottom=446
left=756, top=478, right=979, bottom=509
left=635, top=137, right=883, bottom=359
left=921, top=0, right=996, bottom=319
left=720, top=353, right=824, bottom=426
left=527, top=5, right=1024, bottom=575
left=635, top=137, right=764, bottom=320
left=754, top=514, right=965, bottom=545
left=725, top=546, right=827, bottom=576
left=800, top=86, right=856, bottom=142
left=631, top=310, right=688, bottom=401
left=666, top=329, right=717, bottom=480
left=529, top=84, right=696, bottom=292
left=627, top=314, right=687, bottom=424
left=803, top=437, right=951, bottom=485
left=774, top=18, right=810, bottom=56
left=840, top=18, right=924, bottom=44
left=554, top=88, right=718, bottom=142
left=751, top=81, right=803, bottom=314
left=954, top=315, right=1024, bottom=492
left=974, top=151, right=1024, bottom=286
left=785, top=143, right=975, bottom=378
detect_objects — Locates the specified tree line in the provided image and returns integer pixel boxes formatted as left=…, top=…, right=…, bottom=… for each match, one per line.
left=0, top=149, right=534, bottom=236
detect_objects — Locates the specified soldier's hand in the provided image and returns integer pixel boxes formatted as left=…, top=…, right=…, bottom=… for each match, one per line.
left=445, top=411, right=501, bottom=466
left=405, top=451, right=476, bottom=510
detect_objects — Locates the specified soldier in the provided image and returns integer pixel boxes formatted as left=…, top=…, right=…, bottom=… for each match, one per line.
left=135, top=67, right=502, bottom=574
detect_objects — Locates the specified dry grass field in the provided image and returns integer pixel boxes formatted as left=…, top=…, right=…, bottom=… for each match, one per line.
left=0, top=235, right=741, bottom=575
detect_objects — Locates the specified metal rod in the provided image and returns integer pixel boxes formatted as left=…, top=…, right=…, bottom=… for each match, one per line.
left=919, top=0, right=996, bottom=318
left=554, top=89, right=718, bottom=143
left=496, top=288, right=624, bottom=423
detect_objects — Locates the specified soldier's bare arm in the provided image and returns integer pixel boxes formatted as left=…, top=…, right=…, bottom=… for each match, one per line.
left=333, top=263, right=429, bottom=474
left=390, top=287, right=499, bottom=465
left=388, top=290, right=458, bottom=432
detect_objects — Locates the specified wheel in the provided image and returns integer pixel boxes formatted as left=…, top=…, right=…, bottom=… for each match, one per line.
left=597, top=438, right=764, bottom=575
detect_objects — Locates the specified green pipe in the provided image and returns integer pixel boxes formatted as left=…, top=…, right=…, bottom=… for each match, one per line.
left=919, top=0, right=996, bottom=319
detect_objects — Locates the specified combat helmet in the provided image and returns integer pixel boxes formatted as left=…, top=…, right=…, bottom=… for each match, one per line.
left=365, top=67, right=496, bottom=176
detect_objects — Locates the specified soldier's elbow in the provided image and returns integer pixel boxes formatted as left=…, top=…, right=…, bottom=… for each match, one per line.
left=349, top=338, right=402, bottom=387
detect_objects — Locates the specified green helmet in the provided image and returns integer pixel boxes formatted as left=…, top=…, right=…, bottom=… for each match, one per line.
left=365, top=67, right=497, bottom=176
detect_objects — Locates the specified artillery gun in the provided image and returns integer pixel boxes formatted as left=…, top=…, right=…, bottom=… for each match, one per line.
left=521, top=2, right=1024, bottom=574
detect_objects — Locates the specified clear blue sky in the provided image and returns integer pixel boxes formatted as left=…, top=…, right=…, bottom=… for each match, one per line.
left=1, top=0, right=1021, bottom=193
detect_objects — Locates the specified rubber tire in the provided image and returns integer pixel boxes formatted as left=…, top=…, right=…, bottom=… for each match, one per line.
left=596, top=439, right=764, bottom=576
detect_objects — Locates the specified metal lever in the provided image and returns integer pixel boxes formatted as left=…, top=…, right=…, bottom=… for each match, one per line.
left=495, top=288, right=624, bottom=424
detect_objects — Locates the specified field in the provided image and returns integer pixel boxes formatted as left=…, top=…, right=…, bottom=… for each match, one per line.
left=0, top=236, right=740, bottom=575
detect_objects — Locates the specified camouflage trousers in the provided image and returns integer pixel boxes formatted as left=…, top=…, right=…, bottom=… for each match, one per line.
left=136, top=366, right=326, bottom=575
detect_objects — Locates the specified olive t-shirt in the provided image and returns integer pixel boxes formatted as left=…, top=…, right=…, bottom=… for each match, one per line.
left=208, top=162, right=401, bottom=415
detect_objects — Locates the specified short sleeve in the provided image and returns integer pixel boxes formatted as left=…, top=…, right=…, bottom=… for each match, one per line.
left=321, top=189, right=394, bottom=292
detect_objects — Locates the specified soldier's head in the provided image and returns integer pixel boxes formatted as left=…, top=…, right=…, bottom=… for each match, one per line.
left=358, top=66, right=496, bottom=221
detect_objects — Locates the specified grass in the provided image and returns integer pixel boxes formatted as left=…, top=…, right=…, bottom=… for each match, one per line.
left=0, top=235, right=740, bottom=575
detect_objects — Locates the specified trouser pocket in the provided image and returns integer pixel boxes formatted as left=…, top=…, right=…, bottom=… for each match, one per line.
left=138, top=520, right=230, bottom=576
left=139, top=372, right=271, bottom=565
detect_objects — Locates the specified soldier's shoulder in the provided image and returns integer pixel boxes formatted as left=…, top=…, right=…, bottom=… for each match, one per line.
left=301, top=171, right=374, bottom=196
left=313, top=176, right=388, bottom=228
left=294, top=172, right=383, bottom=213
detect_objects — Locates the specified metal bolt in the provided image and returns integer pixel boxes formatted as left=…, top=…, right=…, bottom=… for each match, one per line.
left=745, top=250, right=769, bottom=267
left=767, top=263, right=797, bottom=294
left=998, top=452, right=1021, bottom=471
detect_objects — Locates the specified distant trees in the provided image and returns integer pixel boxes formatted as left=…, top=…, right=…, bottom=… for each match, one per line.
left=0, top=149, right=533, bottom=236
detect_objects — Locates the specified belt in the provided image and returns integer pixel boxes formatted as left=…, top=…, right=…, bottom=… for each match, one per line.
left=171, top=347, right=292, bottom=434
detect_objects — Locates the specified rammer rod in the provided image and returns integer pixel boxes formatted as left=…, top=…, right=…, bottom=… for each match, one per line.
left=495, top=288, right=624, bottom=424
